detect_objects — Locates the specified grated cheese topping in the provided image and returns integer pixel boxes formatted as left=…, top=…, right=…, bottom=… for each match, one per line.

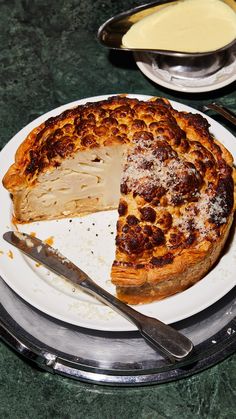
left=122, top=134, right=229, bottom=242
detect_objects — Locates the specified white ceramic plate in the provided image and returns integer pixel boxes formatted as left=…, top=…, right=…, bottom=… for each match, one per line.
left=0, top=94, right=235, bottom=331
left=134, top=52, right=236, bottom=93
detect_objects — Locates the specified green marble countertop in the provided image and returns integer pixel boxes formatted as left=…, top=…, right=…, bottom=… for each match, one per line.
left=0, top=1, right=235, bottom=417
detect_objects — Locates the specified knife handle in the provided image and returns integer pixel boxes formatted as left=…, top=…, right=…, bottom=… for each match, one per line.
left=80, top=278, right=193, bottom=361
left=202, top=103, right=236, bottom=126
left=2, top=231, right=193, bottom=362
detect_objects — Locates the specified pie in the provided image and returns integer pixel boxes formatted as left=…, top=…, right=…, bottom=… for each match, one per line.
left=2, top=96, right=235, bottom=304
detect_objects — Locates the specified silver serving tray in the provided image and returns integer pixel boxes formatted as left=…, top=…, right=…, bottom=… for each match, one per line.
left=0, top=277, right=235, bottom=385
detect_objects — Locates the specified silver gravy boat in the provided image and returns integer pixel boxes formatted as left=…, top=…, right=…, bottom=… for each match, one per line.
left=97, top=0, right=236, bottom=79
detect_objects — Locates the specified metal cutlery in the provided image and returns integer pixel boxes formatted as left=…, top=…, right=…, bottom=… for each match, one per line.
left=201, top=103, right=236, bottom=126
left=3, top=231, right=194, bottom=362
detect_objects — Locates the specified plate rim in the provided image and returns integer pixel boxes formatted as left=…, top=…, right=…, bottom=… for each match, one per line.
left=0, top=93, right=235, bottom=331
left=134, top=52, right=236, bottom=93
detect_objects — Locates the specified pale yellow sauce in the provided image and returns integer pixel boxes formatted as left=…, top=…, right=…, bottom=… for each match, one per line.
left=122, top=0, right=236, bottom=53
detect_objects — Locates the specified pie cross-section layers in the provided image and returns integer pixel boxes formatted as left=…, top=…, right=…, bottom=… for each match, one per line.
left=3, top=96, right=236, bottom=304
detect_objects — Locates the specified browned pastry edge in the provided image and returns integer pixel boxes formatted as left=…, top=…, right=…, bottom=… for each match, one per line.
left=2, top=96, right=171, bottom=193
left=112, top=213, right=234, bottom=304
left=2, top=95, right=235, bottom=304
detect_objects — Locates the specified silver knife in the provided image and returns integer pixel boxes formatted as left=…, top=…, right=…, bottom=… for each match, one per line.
left=3, top=231, right=193, bottom=361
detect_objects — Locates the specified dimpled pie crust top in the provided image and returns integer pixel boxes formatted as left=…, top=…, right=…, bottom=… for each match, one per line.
left=2, top=96, right=236, bottom=304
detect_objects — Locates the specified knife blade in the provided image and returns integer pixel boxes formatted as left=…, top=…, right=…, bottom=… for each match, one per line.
left=3, top=230, right=194, bottom=362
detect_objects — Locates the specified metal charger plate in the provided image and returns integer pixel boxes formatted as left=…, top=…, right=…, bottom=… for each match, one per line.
left=0, top=276, right=235, bottom=385
left=0, top=94, right=235, bottom=384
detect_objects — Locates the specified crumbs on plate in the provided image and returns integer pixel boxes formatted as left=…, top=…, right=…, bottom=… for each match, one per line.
left=7, top=250, right=13, bottom=259
left=43, top=236, right=54, bottom=246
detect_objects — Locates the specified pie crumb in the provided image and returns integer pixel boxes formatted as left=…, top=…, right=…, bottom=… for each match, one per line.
left=44, top=236, right=54, bottom=246
left=7, top=250, right=13, bottom=259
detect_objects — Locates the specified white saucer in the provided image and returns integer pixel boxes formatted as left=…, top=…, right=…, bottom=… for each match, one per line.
left=134, top=52, right=236, bottom=93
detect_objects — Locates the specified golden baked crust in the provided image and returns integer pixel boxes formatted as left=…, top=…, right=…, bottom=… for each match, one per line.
left=2, top=95, right=235, bottom=304
left=3, top=96, right=137, bottom=193
left=112, top=100, right=235, bottom=303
